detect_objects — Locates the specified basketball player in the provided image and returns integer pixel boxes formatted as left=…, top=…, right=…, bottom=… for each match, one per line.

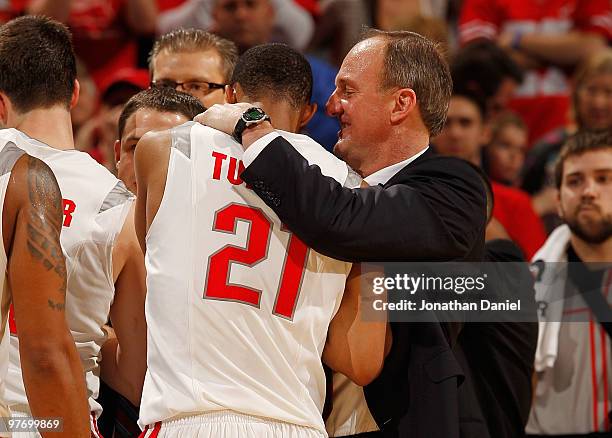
left=114, top=87, right=206, bottom=195
left=135, top=44, right=388, bottom=437
left=0, top=16, right=147, bottom=436
left=0, top=145, right=91, bottom=438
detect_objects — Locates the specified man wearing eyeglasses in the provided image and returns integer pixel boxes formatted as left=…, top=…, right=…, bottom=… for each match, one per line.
left=149, top=29, right=238, bottom=109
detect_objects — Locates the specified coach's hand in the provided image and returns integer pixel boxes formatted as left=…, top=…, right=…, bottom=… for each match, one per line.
left=195, top=102, right=275, bottom=149
left=194, top=102, right=254, bottom=136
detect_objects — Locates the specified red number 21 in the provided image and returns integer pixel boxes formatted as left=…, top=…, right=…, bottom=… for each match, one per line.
left=203, top=204, right=308, bottom=320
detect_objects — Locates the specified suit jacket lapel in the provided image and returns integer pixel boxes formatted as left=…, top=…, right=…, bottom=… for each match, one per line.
left=383, top=147, right=434, bottom=187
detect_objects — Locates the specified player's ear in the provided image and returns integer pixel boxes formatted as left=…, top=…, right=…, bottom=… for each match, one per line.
left=0, top=92, right=9, bottom=126
left=298, top=102, right=317, bottom=130
left=70, top=79, right=80, bottom=110
left=225, top=86, right=237, bottom=104
left=114, top=140, right=121, bottom=166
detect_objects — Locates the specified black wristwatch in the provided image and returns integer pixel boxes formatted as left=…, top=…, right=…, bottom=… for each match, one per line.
left=232, top=107, right=271, bottom=144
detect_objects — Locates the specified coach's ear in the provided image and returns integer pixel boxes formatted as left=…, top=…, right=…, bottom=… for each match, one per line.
left=70, top=79, right=80, bottom=110
left=298, top=102, right=317, bottom=130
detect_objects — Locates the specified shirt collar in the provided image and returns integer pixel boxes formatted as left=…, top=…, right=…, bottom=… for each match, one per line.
left=364, top=146, right=429, bottom=186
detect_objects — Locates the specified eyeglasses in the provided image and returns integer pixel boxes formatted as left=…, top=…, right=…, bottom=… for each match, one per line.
left=151, top=79, right=226, bottom=95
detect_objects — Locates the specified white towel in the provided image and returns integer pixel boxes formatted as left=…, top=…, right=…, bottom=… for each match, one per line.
left=531, top=225, right=571, bottom=372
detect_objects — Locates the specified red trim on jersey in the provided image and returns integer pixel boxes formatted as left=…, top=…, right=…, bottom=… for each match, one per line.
left=590, top=319, right=599, bottom=430
left=151, top=422, right=161, bottom=438
left=8, top=304, right=16, bottom=335
left=139, top=422, right=161, bottom=438
left=91, top=413, right=103, bottom=438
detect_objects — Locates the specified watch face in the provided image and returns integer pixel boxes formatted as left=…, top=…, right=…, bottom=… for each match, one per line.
left=243, top=107, right=266, bottom=121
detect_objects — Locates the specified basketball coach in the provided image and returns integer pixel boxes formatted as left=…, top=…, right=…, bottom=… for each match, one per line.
left=198, top=29, right=488, bottom=438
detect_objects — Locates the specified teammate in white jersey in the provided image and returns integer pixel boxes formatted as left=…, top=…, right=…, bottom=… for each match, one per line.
left=0, top=16, right=147, bottom=437
left=135, top=44, right=388, bottom=438
left=0, top=16, right=91, bottom=438
left=115, top=87, right=207, bottom=196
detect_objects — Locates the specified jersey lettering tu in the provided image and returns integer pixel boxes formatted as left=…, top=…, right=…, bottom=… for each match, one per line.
left=140, top=123, right=353, bottom=434
left=1, top=128, right=134, bottom=417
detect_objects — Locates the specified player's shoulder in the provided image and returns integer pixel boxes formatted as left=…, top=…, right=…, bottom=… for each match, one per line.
left=137, top=126, right=175, bottom=158
left=134, top=124, right=181, bottom=176
left=277, top=130, right=349, bottom=183
left=190, top=121, right=237, bottom=146
left=139, top=121, right=199, bottom=153
left=5, top=153, right=60, bottom=213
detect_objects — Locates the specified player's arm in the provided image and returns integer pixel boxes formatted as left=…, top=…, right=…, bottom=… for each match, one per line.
left=3, top=154, right=89, bottom=437
left=134, top=130, right=171, bottom=253
left=322, top=264, right=391, bottom=386
left=100, top=203, right=147, bottom=406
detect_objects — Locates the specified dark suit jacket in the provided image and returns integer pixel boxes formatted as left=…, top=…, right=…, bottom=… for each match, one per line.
left=241, top=137, right=487, bottom=438
left=241, top=137, right=486, bottom=262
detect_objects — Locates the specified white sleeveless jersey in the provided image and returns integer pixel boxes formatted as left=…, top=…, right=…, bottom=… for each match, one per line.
left=0, top=138, right=27, bottom=426
left=140, top=123, right=353, bottom=434
left=1, top=129, right=134, bottom=416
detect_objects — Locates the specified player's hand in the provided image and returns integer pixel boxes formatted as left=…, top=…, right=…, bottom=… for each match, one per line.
left=194, top=103, right=255, bottom=136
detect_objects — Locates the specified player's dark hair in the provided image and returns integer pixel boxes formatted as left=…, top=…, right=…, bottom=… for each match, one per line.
left=230, top=43, right=313, bottom=109
left=0, top=16, right=76, bottom=112
left=118, top=87, right=206, bottom=139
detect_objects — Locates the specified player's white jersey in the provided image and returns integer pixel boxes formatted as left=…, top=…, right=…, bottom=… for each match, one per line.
left=140, top=123, right=353, bottom=434
left=0, top=138, right=26, bottom=426
left=1, top=128, right=134, bottom=417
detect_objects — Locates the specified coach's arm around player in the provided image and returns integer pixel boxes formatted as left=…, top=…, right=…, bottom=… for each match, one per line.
left=5, top=155, right=90, bottom=437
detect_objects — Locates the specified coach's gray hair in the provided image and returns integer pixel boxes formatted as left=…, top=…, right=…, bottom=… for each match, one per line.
left=362, top=29, right=452, bottom=137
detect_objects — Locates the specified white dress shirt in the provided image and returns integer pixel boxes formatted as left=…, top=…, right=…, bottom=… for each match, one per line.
left=363, top=147, right=429, bottom=185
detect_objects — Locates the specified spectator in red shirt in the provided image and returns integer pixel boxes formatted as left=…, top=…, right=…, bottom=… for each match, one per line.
left=459, top=0, right=612, bottom=145
left=26, top=0, right=158, bottom=89
left=433, top=90, right=547, bottom=258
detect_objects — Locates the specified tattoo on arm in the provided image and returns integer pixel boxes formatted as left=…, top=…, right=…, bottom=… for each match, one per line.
left=25, top=156, right=67, bottom=311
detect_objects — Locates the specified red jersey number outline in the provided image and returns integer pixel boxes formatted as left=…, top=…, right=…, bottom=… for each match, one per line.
left=203, top=203, right=309, bottom=320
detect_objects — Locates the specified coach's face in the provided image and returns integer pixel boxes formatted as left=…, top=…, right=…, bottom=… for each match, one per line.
left=115, top=108, right=189, bottom=194
left=326, top=37, right=394, bottom=176
left=559, top=148, right=612, bottom=244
